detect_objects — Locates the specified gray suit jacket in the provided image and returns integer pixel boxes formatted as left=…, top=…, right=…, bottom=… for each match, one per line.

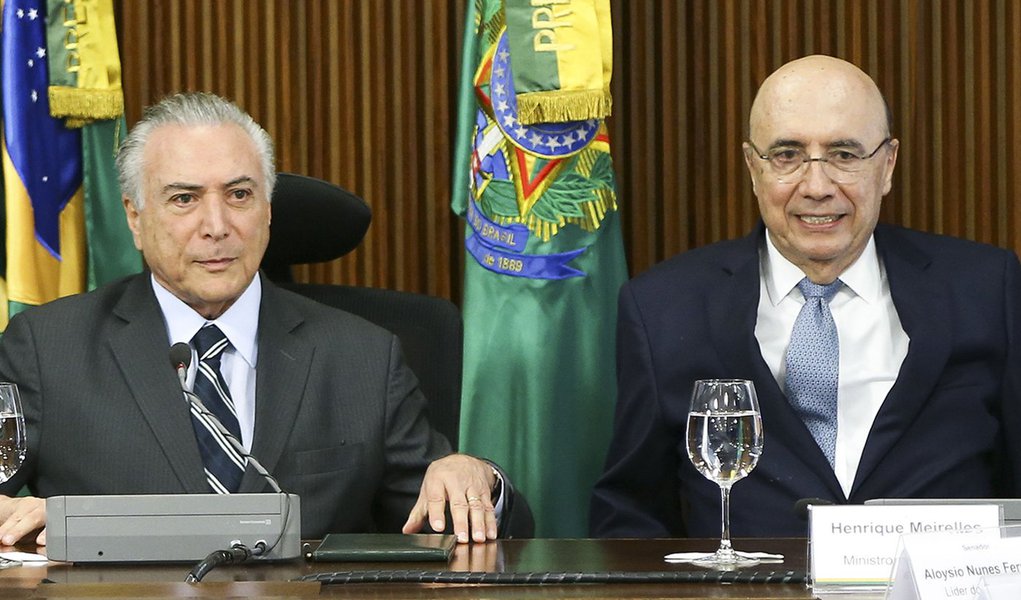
left=0, top=273, right=451, bottom=537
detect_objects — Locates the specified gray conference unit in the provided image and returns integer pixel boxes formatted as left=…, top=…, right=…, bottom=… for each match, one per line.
left=46, top=493, right=301, bottom=562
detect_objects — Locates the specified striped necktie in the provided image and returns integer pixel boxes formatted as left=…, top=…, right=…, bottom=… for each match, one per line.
left=188, top=324, right=246, bottom=493
left=785, top=277, right=842, bottom=467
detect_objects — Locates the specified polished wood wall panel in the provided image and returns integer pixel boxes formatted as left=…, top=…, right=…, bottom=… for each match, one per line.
left=115, top=0, right=1021, bottom=300
left=117, top=0, right=466, bottom=297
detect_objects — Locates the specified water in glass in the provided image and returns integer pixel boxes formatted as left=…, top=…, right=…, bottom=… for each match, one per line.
left=0, top=383, right=26, bottom=484
left=685, top=379, right=763, bottom=567
left=687, top=410, right=762, bottom=486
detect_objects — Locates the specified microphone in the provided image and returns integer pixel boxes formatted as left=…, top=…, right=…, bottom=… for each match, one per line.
left=170, top=342, right=191, bottom=388
left=168, top=343, right=299, bottom=580
left=794, top=497, right=834, bottom=520
left=168, top=344, right=282, bottom=493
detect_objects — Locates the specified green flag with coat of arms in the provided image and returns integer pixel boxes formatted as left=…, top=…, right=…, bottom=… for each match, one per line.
left=451, top=0, right=627, bottom=537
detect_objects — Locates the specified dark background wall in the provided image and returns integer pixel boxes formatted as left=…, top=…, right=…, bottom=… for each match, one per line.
left=115, top=0, right=1021, bottom=302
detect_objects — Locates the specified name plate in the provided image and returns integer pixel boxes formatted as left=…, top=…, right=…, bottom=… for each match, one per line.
left=809, top=504, right=1001, bottom=589
left=888, top=532, right=1021, bottom=599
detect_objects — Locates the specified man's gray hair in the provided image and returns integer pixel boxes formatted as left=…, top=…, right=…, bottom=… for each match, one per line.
left=116, top=92, right=276, bottom=209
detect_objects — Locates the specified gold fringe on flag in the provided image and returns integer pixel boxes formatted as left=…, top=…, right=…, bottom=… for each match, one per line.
left=48, top=86, right=124, bottom=128
left=46, top=0, right=125, bottom=127
left=516, top=90, right=612, bottom=126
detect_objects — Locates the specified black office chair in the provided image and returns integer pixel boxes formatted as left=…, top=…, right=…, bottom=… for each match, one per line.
left=263, top=173, right=533, bottom=537
left=262, top=173, right=372, bottom=284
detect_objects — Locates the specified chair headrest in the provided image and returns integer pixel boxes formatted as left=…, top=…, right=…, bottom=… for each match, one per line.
left=262, top=173, right=372, bottom=275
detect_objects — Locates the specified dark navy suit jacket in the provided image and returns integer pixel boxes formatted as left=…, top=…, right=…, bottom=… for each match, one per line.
left=591, top=223, right=1021, bottom=537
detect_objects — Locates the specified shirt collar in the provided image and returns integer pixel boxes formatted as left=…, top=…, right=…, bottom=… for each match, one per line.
left=761, top=231, right=882, bottom=305
left=151, top=274, right=262, bottom=368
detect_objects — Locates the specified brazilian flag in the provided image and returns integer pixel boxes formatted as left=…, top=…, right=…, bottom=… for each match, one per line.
left=0, top=0, right=139, bottom=327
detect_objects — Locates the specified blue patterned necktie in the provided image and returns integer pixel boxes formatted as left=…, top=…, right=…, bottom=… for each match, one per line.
left=785, top=277, right=842, bottom=467
left=188, top=324, right=245, bottom=493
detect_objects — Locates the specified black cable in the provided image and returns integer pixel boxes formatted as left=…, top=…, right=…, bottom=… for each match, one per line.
left=250, top=540, right=268, bottom=557
left=179, top=494, right=291, bottom=582
left=262, top=493, right=293, bottom=556
left=186, top=541, right=267, bottom=583
left=296, top=569, right=807, bottom=585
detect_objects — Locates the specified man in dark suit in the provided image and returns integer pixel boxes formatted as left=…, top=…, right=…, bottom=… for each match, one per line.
left=591, top=55, right=1021, bottom=537
left=0, top=92, right=509, bottom=546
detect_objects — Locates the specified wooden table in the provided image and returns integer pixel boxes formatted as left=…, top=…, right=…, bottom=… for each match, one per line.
left=0, top=538, right=832, bottom=599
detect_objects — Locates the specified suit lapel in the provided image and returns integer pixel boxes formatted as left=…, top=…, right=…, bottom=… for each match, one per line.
left=709, top=226, right=844, bottom=497
left=109, top=276, right=209, bottom=493
left=850, top=226, right=952, bottom=496
left=706, top=230, right=768, bottom=382
left=241, top=279, right=314, bottom=492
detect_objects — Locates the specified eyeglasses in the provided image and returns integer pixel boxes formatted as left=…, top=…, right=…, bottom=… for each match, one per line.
left=746, top=138, right=892, bottom=184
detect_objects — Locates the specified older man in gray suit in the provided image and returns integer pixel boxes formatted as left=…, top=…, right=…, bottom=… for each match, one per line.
left=0, top=92, right=507, bottom=546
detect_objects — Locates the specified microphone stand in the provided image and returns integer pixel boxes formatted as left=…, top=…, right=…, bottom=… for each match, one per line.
left=170, top=343, right=294, bottom=581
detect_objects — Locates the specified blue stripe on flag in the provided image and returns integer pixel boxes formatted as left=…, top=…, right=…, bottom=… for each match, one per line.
left=1, top=0, right=82, bottom=258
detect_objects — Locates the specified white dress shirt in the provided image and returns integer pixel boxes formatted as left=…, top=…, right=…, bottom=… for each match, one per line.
left=152, top=275, right=261, bottom=452
left=755, top=233, right=910, bottom=497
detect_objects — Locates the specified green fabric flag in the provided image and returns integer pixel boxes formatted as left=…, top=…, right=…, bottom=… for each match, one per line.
left=46, top=0, right=140, bottom=291
left=82, top=116, right=139, bottom=289
left=452, top=0, right=627, bottom=537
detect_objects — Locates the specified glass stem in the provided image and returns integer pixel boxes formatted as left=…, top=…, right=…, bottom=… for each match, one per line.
left=718, top=484, right=734, bottom=555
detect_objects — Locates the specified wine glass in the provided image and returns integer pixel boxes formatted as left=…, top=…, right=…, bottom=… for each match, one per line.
left=686, top=379, right=763, bottom=566
left=0, top=383, right=26, bottom=484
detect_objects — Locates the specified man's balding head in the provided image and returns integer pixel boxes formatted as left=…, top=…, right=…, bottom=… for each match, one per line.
left=749, top=55, right=891, bottom=146
left=743, top=55, right=898, bottom=284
